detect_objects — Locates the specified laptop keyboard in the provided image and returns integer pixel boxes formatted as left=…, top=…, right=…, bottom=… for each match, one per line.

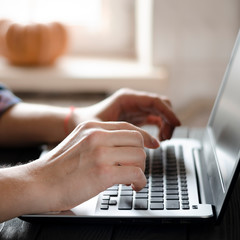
left=99, top=145, right=190, bottom=211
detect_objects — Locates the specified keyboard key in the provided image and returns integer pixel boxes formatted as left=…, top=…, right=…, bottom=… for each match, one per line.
left=135, top=193, right=148, bottom=199
left=118, top=196, right=133, bottom=210
left=152, top=177, right=163, bottom=182
left=134, top=199, right=148, bottom=210
left=152, top=168, right=162, bottom=173
left=166, top=180, right=178, bottom=185
left=152, top=167, right=162, bottom=171
left=166, top=190, right=179, bottom=195
left=101, top=200, right=109, bottom=205
left=181, top=191, right=188, bottom=196
left=138, top=188, right=148, bottom=193
left=151, top=192, right=164, bottom=197
left=153, top=148, right=162, bottom=159
left=152, top=182, right=163, bottom=187
left=121, top=185, right=133, bottom=191
left=150, top=203, right=164, bottom=210
left=167, top=145, right=175, bottom=152
left=166, top=168, right=177, bottom=171
left=102, top=195, right=110, bottom=200
left=166, top=172, right=177, bottom=176
left=166, top=200, right=180, bottom=210
left=166, top=165, right=177, bottom=170
left=152, top=162, right=163, bottom=167
left=109, top=200, right=117, bottom=205
left=152, top=173, right=163, bottom=178
left=182, top=200, right=189, bottom=205
left=100, top=205, right=109, bottom=210
left=182, top=205, right=190, bottom=210
left=150, top=197, right=164, bottom=203
left=120, top=191, right=133, bottom=196
left=182, top=196, right=189, bottom=200
left=166, top=176, right=178, bottom=181
left=166, top=185, right=178, bottom=190
left=181, top=179, right=187, bottom=183
left=166, top=195, right=179, bottom=200
left=151, top=187, right=164, bottom=192
left=103, top=191, right=118, bottom=197
left=106, top=185, right=119, bottom=191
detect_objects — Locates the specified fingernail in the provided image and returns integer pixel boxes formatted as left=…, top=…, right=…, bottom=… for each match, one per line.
left=151, top=137, right=160, bottom=148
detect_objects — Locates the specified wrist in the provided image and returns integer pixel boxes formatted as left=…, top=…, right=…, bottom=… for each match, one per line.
left=0, top=163, right=48, bottom=221
left=64, top=106, right=76, bottom=136
left=17, top=160, right=60, bottom=215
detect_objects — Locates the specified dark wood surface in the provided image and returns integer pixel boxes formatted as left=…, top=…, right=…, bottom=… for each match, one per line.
left=0, top=147, right=240, bottom=240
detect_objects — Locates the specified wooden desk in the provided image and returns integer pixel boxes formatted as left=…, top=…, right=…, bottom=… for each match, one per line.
left=0, top=147, right=240, bottom=240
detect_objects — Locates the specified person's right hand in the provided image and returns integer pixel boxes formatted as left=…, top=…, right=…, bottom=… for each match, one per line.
left=25, top=120, right=159, bottom=214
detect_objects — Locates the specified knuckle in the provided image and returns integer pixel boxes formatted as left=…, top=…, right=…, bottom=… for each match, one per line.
left=81, top=120, right=96, bottom=130
left=138, top=148, right=147, bottom=160
left=114, top=88, right=134, bottom=101
left=120, top=121, right=132, bottom=129
left=84, top=132, right=96, bottom=145
left=136, top=148, right=146, bottom=171
left=84, top=129, right=103, bottom=145
left=117, top=88, right=132, bottom=96
left=132, top=130, right=144, bottom=146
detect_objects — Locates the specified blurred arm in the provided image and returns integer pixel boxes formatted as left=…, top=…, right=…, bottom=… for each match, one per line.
left=0, top=102, right=71, bottom=146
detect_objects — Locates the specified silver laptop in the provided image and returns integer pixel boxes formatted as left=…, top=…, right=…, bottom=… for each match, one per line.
left=21, top=30, right=240, bottom=224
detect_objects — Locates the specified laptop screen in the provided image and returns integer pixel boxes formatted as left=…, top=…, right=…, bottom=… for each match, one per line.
left=208, top=31, right=240, bottom=191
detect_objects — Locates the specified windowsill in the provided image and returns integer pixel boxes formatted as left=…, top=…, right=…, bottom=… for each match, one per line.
left=0, top=56, right=168, bottom=93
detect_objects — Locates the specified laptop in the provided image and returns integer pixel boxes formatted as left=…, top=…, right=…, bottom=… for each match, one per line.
left=21, top=30, right=240, bottom=224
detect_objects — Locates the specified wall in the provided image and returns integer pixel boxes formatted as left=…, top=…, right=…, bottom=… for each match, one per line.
left=153, top=0, right=240, bottom=114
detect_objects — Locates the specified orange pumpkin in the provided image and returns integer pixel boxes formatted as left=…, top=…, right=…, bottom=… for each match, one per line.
left=0, top=20, right=68, bottom=66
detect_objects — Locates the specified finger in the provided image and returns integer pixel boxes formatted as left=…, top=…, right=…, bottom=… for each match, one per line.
left=159, top=121, right=174, bottom=141
left=93, top=121, right=159, bottom=149
left=97, top=146, right=146, bottom=172
left=118, top=90, right=180, bottom=127
left=145, top=115, right=176, bottom=141
left=98, top=130, right=147, bottom=148
left=150, top=97, right=180, bottom=127
left=109, top=165, right=147, bottom=191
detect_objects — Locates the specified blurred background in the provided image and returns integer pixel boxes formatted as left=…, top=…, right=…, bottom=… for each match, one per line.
left=0, top=0, right=239, bottom=127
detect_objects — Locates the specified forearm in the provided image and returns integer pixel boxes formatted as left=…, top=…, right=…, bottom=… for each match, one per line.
left=0, top=159, right=57, bottom=222
left=0, top=102, right=73, bottom=146
left=0, top=164, right=39, bottom=222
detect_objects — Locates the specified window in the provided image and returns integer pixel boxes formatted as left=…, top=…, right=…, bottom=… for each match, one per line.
left=0, top=0, right=136, bottom=58
left=0, top=0, right=166, bottom=94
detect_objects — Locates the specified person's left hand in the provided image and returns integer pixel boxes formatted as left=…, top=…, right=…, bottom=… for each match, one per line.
left=73, top=88, right=181, bottom=141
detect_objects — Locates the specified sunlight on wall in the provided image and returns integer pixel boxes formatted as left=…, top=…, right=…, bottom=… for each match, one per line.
left=0, top=0, right=102, bottom=28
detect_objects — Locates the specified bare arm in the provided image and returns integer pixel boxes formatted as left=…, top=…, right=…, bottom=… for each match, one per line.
left=0, top=88, right=180, bottom=147
left=0, top=102, right=71, bottom=146
left=0, top=88, right=180, bottom=222
left=0, top=121, right=159, bottom=222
